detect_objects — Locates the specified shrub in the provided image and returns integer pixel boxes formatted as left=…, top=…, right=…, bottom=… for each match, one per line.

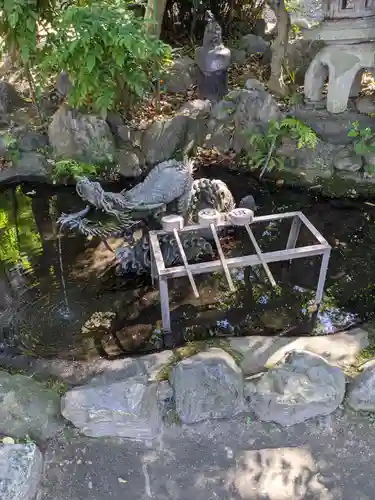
left=38, top=0, right=172, bottom=117
left=245, top=117, right=317, bottom=178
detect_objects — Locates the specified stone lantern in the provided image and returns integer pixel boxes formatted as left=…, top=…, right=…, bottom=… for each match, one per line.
left=195, top=11, right=231, bottom=103
left=302, top=0, right=375, bottom=113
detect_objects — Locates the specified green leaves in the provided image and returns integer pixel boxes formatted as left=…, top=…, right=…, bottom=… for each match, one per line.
left=38, top=0, right=172, bottom=116
left=245, top=118, right=317, bottom=176
left=348, top=121, right=375, bottom=175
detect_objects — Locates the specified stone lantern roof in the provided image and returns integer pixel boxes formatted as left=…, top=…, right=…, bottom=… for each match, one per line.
left=300, top=0, right=375, bottom=43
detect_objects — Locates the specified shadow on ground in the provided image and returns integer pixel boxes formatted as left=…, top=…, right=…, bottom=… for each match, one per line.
left=38, top=409, right=375, bottom=500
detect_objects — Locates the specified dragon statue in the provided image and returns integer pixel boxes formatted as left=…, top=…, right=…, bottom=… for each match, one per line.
left=58, top=158, right=240, bottom=276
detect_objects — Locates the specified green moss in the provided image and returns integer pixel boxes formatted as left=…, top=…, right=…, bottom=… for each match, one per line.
left=155, top=339, right=243, bottom=382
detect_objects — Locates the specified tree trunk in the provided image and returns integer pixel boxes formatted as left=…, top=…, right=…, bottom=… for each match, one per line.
left=144, top=0, right=168, bottom=38
left=267, top=0, right=290, bottom=97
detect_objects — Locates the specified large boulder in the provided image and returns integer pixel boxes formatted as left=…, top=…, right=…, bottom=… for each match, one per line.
left=347, top=365, right=375, bottom=411
left=48, top=105, right=115, bottom=164
left=246, top=350, right=346, bottom=426
left=0, top=443, right=43, bottom=500
left=142, top=115, right=189, bottom=165
left=163, top=56, right=197, bottom=93
left=170, top=348, right=244, bottom=424
left=0, top=371, right=64, bottom=440
left=61, top=375, right=162, bottom=440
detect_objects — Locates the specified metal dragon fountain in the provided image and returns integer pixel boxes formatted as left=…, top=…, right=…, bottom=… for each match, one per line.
left=57, top=157, right=247, bottom=276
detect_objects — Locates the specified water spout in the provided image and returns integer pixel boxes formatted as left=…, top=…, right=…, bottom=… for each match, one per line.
left=57, top=227, right=71, bottom=318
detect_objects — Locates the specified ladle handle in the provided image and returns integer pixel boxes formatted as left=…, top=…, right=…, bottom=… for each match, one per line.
left=245, top=224, right=277, bottom=288
left=173, top=228, right=200, bottom=299
left=210, top=223, right=236, bottom=292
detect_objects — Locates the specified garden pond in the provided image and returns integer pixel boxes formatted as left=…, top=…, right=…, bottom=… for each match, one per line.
left=0, top=167, right=374, bottom=360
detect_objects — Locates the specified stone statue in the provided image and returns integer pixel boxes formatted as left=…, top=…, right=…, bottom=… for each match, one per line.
left=58, top=157, right=237, bottom=276
left=195, top=10, right=231, bottom=102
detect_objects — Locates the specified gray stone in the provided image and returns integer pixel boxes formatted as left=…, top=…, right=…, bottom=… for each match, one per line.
left=230, top=329, right=369, bottom=376
left=170, top=348, right=244, bottom=424
left=142, top=115, right=188, bottom=165
left=244, top=78, right=265, bottom=91
left=239, top=195, right=257, bottom=211
left=292, top=107, right=375, bottom=144
left=204, top=120, right=234, bottom=152
left=347, top=366, right=375, bottom=411
left=48, top=105, right=115, bottom=164
left=14, top=129, right=49, bottom=152
left=118, top=125, right=143, bottom=149
left=0, top=371, right=64, bottom=441
left=61, top=375, right=162, bottom=439
left=238, top=34, right=269, bottom=55
left=139, top=350, right=174, bottom=382
left=234, top=88, right=281, bottom=130
left=246, top=350, right=346, bottom=426
left=55, top=71, right=72, bottom=97
left=164, top=56, right=197, bottom=93
left=0, top=443, right=43, bottom=500
left=0, top=81, right=26, bottom=113
left=233, top=88, right=282, bottom=151
left=334, top=146, right=363, bottom=172
left=211, top=100, right=236, bottom=121
left=356, top=95, right=375, bottom=115
left=116, top=147, right=142, bottom=177
left=231, top=48, right=247, bottom=65
left=286, top=39, right=324, bottom=84
left=0, top=152, right=52, bottom=184
left=178, top=99, right=211, bottom=119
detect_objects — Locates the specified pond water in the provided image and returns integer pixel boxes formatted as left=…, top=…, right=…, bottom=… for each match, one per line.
left=0, top=168, right=374, bottom=360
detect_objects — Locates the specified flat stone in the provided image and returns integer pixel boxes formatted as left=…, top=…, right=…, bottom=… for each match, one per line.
left=347, top=365, right=375, bottom=411
left=0, top=443, right=43, bottom=500
left=246, top=350, right=346, bottom=426
left=0, top=371, right=64, bottom=441
left=0, top=152, right=52, bottom=185
left=334, top=146, right=363, bottom=172
left=170, top=348, right=244, bottom=424
left=230, top=329, right=368, bottom=375
left=61, top=375, right=162, bottom=440
left=0, top=355, right=146, bottom=386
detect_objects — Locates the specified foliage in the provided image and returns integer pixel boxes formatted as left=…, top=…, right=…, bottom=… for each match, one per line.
left=246, top=117, right=317, bottom=178
left=38, top=1, right=172, bottom=116
left=162, top=0, right=265, bottom=41
left=0, top=0, right=54, bottom=64
left=53, top=159, right=99, bottom=182
left=0, top=187, right=41, bottom=269
left=348, top=121, right=375, bottom=174
left=1, top=132, right=21, bottom=163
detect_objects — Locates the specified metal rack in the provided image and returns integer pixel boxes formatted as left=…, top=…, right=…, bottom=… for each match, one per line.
left=149, top=210, right=331, bottom=333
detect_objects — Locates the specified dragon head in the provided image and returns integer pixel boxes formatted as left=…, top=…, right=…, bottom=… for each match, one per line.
left=76, top=177, right=106, bottom=209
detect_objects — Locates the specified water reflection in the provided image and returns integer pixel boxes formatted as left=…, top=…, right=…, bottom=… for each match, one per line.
left=0, top=175, right=374, bottom=360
